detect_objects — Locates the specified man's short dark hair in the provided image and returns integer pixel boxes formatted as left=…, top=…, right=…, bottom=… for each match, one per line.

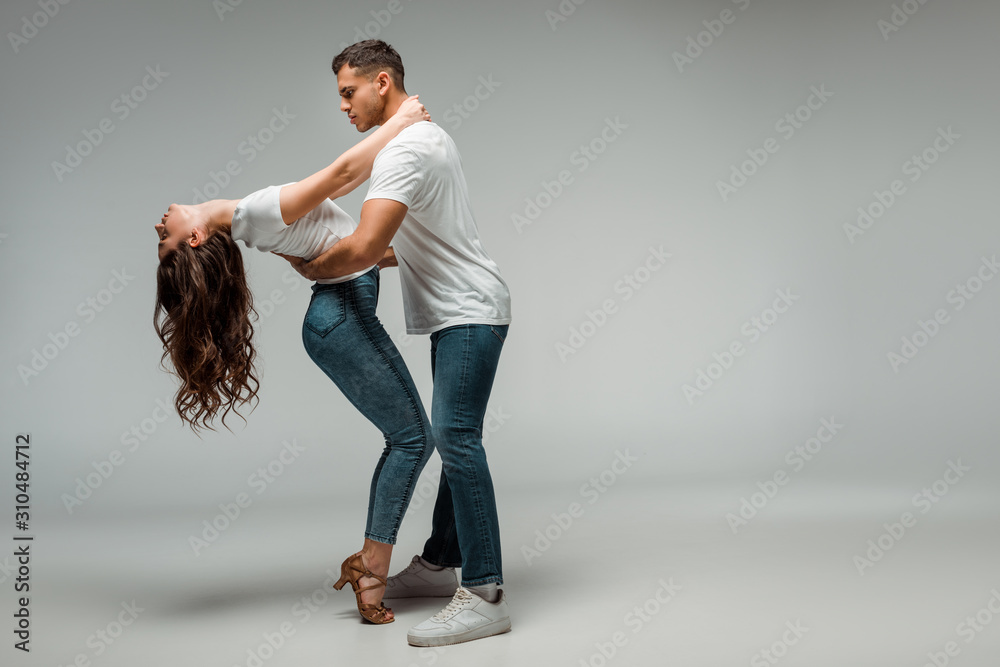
left=332, top=40, right=406, bottom=93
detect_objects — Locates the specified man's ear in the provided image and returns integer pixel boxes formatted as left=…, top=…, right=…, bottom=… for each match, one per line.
left=376, top=71, right=392, bottom=96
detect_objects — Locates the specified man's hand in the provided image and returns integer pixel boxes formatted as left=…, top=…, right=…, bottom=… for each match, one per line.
left=273, top=252, right=314, bottom=281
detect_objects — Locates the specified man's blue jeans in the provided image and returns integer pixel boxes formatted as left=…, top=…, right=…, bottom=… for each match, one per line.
left=421, top=323, right=508, bottom=586
left=300, top=267, right=432, bottom=544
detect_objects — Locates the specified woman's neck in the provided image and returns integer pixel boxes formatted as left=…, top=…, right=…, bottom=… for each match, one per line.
left=198, top=199, right=240, bottom=234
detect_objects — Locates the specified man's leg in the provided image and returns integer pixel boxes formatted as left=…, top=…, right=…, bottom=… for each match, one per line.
left=406, top=324, right=511, bottom=646
left=425, top=323, right=507, bottom=585
left=418, top=338, right=462, bottom=569
left=420, top=468, right=462, bottom=567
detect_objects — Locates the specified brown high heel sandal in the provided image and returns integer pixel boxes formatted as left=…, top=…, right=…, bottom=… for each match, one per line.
left=333, top=553, right=394, bottom=624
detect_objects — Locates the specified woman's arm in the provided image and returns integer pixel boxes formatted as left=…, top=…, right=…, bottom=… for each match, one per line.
left=325, top=167, right=372, bottom=202
left=377, top=246, right=397, bottom=269
left=278, top=96, right=429, bottom=225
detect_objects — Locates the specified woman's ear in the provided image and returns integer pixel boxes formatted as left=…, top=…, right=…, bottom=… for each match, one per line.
left=188, top=226, right=206, bottom=248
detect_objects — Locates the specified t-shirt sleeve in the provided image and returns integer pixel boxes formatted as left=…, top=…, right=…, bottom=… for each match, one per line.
left=365, top=144, right=423, bottom=208
left=230, top=184, right=288, bottom=252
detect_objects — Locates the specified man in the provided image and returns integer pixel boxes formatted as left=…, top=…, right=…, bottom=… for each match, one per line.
left=282, top=40, right=512, bottom=647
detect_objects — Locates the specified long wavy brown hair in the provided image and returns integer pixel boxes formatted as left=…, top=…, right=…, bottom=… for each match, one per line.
left=154, top=232, right=259, bottom=432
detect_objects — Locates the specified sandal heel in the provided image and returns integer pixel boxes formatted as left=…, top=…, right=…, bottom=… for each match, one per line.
left=333, top=552, right=394, bottom=624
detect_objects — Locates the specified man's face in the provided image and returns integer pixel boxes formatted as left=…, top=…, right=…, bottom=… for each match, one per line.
left=336, top=66, right=383, bottom=132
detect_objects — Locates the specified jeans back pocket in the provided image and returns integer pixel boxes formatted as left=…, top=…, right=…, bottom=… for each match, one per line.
left=490, top=324, right=508, bottom=344
left=304, top=288, right=347, bottom=337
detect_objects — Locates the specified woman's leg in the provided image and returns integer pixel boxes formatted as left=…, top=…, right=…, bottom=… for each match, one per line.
left=301, top=268, right=433, bottom=617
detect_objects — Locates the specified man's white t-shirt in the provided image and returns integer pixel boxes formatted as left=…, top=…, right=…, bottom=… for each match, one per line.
left=231, top=183, right=374, bottom=284
left=364, top=122, right=512, bottom=335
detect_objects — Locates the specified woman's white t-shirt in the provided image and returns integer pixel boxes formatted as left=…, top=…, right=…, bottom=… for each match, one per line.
left=230, top=183, right=374, bottom=285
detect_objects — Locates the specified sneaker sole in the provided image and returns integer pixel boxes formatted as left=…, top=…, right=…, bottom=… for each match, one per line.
left=407, top=618, right=512, bottom=647
left=384, top=585, right=458, bottom=599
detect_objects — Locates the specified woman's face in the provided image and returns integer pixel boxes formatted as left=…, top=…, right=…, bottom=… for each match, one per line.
left=155, top=203, right=199, bottom=262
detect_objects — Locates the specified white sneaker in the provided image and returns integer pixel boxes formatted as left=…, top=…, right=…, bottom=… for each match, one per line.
left=383, top=555, right=459, bottom=599
left=407, top=587, right=511, bottom=647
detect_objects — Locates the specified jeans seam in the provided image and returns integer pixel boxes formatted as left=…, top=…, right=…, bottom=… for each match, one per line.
left=457, top=327, right=497, bottom=578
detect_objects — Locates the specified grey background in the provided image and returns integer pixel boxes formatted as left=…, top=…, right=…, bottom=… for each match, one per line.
left=1, top=0, right=999, bottom=665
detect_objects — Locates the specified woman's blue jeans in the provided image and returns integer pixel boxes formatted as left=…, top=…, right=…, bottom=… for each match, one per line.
left=421, top=323, right=508, bottom=586
left=300, top=267, right=432, bottom=544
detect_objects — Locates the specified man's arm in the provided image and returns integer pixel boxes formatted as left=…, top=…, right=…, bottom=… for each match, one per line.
left=276, top=199, right=408, bottom=280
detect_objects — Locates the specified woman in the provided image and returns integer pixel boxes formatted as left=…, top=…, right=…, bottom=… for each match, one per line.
left=153, top=95, right=431, bottom=624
